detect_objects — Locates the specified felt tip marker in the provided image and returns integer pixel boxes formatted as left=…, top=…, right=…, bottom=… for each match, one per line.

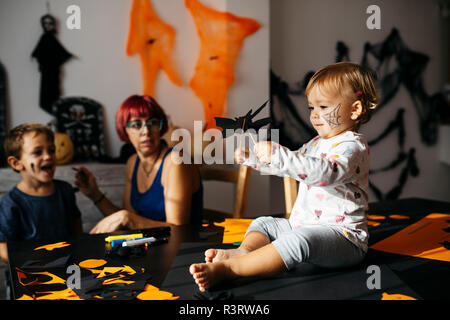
left=105, top=233, right=143, bottom=242
left=122, top=237, right=157, bottom=247
left=111, top=237, right=145, bottom=247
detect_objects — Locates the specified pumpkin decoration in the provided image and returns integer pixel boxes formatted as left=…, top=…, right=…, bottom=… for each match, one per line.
left=54, top=132, right=74, bottom=165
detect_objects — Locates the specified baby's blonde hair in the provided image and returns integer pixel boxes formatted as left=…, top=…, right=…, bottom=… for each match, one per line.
left=305, top=62, right=379, bottom=125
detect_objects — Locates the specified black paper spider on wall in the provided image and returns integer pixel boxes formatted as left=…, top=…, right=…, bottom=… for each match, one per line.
left=269, top=28, right=444, bottom=201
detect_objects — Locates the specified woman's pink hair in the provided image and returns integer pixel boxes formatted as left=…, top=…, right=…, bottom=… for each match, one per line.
left=115, top=95, right=168, bottom=142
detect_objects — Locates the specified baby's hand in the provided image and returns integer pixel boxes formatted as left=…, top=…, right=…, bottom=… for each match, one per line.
left=254, top=141, right=272, bottom=165
left=234, top=148, right=250, bottom=164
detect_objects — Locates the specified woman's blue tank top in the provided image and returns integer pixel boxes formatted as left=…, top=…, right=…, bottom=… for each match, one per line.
left=130, top=148, right=203, bottom=224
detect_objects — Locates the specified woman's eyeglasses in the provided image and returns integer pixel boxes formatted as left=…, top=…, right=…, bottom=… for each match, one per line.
left=126, top=119, right=163, bottom=133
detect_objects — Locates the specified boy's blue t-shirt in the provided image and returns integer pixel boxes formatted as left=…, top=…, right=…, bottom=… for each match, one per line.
left=0, top=179, right=81, bottom=242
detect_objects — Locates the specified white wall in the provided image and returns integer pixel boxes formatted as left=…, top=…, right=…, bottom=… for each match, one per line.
left=0, top=0, right=269, bottom=156
left=270, top=0, right=450, bottom=203
left=1, top=0, right=448, bottom=218
left=0, top=0, right=273, bottom=216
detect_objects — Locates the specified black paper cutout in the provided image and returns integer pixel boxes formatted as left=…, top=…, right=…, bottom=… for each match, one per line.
left=214, top=100, right=271, bottom=138
left=268, top=28, right=443, bottom=201
left=361, top=28, right=447, bottom=145
left=439, top=241, right=450, bottom=250
left=71, top=269, right=150, bottom=300
left=194, top=290, right=234, bottom=300
left=32, top=14, right=73, bottom=114
left=20, top=255, right=71, bottom=271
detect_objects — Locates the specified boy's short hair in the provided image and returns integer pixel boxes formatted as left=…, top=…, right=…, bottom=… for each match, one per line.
left=305, top=62, right=379, bottom=125
left=4, top=122, right=54, bottom=160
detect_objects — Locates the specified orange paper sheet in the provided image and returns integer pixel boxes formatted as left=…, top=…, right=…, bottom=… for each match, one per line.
left=126, top=0, right=182, bottom=96
left=214, top=218, right=253, bottom=244
left=370, top=213, right=450, bottom=262
left=186, top=0, right=260, bottom=129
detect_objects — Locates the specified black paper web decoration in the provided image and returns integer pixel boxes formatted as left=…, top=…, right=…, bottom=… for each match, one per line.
left=269, top=28, right=446, bottom=201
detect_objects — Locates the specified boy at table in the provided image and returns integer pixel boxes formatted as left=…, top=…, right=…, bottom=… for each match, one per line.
left=0, top=123, right=82, bottom=263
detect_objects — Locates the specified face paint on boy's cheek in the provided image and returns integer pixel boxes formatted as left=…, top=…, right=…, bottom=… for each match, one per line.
left=321, top=104, right=342, bottom=128
left=30, top=163, right=35, bottom=172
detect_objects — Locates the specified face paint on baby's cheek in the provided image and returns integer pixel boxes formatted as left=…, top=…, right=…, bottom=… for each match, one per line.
left=321, top=104, right=342, bottom=128
left=30, top=163, right=35, bottom=172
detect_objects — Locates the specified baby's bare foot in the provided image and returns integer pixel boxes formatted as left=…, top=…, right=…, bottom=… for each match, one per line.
left=189, top=262, right=234, bottom=292
left=204, top=248, right=248, bottom=263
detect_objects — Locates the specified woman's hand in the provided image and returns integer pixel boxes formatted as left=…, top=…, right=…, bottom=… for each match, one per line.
left=74, top=167, right=101, bottom=201
left=254, top=141, right=272, bottom=164
left=89, top=210, right=131, bottom=234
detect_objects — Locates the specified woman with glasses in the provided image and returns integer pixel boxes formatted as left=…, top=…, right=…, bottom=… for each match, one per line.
left=74, top=95, right=203, bottom=233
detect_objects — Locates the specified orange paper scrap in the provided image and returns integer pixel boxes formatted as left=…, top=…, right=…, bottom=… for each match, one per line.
left=185, top=0, right=260, bottom=129
left=388, top=214, right=410, bottom=220
left=136, top=284, right=179, bottom=300
left=367, top=215, right=386, bottom=220
left=17, top=288, right=82, bottom=300
left=381, top=292, right=417, bottom=300
left=78, top=259, right=107, bottom=269
left=89, top=265, right=137, bottom=278
left=214, top=218, right=253, bottom=244
left=370, top=213, right=450, bottom=262
left=33, top=241, right=71, bottom=251
left=126, top=0, right=182, bottom=96
left=16, top=268, right=66, bottom=286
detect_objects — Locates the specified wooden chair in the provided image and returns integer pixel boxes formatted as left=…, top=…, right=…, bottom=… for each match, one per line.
left=283, top=176, right=298, bottom=218
left=199, top=164, right=251, bottom=221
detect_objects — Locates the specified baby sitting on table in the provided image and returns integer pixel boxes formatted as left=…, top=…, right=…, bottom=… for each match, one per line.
left=190, top=62, right=377, bottom=292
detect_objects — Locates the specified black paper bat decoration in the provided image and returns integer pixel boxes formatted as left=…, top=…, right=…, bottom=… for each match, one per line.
left=214, top=100, right=271, bottom=138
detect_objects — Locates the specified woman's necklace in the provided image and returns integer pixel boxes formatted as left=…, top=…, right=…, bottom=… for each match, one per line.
left=142, top=146, right=163, bottom=178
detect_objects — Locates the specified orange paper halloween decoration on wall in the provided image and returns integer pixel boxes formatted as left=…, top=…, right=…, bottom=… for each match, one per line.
left=185, top=0, right=261, bottom=129
left=126, top=0, right=182, bottom=96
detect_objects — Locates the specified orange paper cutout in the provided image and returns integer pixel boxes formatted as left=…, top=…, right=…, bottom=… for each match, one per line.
left=78, top=259, right=107, bottom=269
left=381, top=292, right=417, bottom=300
left=186, top=0, right=261, bottom=129
left=33, top=241, right=71, bottom=251
left=136, top=284, right=179, bottom=300
left=388, top=214, right=410, bottom=220
left=33, top=288, right=82, bottom=300
left=102, top=274, right=135, bottom=286
left=214, top=218, right=253, bottom=244
left=368, top=220, right=381, bottom=227
left=89, top=265, right=137, bottom=278
left=370, top=213, right=450, bottom=262
left=16, top=268, right=66, bottom=286
left=126, top=0, right=182, bottom=96
left=367, top=215, right=386, bottom=220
